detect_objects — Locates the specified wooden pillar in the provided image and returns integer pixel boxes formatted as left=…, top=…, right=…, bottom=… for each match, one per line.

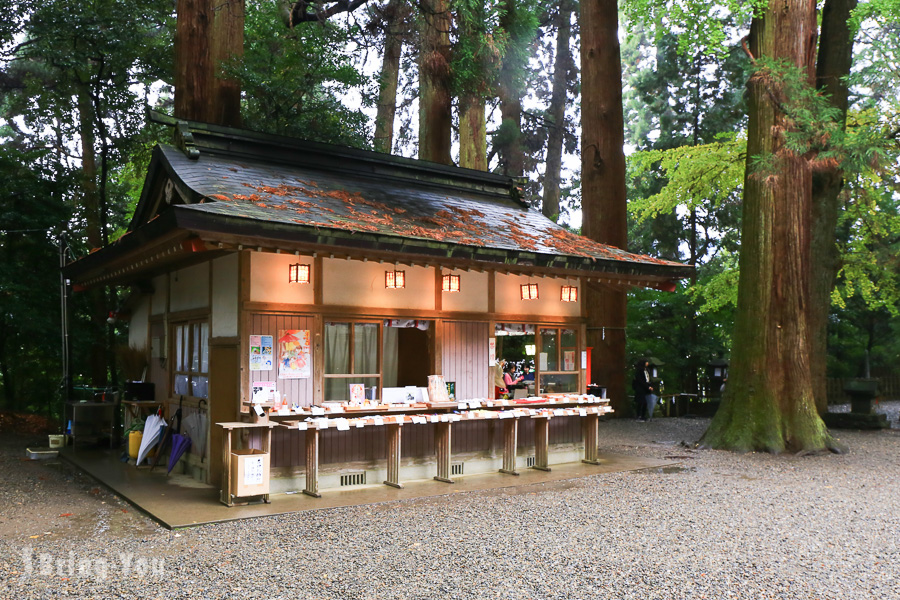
left=533, top=416, right=551, bottom=471
left=303, top=428, right=321, bottom=497
left=220, top=427, right=233, bottom=505
left=384, top=422, right=403, bottom=488
left=499, top=417, right=519, bottom=475
left=434, top=421, right=453, bottom=483
left=582, top=413, right=601, bottom=465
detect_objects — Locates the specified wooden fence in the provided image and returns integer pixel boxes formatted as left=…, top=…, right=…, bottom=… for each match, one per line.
left=826, top=376, right=900, bottom=404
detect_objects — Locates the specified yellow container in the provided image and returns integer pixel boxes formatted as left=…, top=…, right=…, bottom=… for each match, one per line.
left=128, top=431, right=142, bottom=459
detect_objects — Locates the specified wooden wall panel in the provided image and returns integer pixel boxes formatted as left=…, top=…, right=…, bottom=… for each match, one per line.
left=249, top=313, right=314, bottom=407
left=441, top=320, right=490, bottom=401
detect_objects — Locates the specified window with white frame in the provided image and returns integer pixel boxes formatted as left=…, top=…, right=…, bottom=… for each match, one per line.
left=172, top=320, right=209, bottom=399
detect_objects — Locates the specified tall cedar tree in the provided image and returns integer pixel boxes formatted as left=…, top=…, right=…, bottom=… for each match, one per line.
left=541, top=0, right=574, bottom=221
left=419, top=0, right=452, bottom=164
left=809, top=0, right=857, bottom=413
left=580, top=0, right=629, bottom=413
left=374, top=0, right=410, bottom=153
left=701, top=0, right=837, bottom=452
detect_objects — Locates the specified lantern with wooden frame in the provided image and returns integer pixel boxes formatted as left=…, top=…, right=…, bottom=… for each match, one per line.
left=442, top=274, right=460, bottom=293
left=520, top=283, right=539, bottom=300
left=560, top=284, right=578, bottom=302
left=289, top=263, right=310, bottom=284
left=385, top=269, right=406, bottom=289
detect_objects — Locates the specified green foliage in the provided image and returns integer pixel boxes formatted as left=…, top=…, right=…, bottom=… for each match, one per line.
left=0, top=0, right=171, bottom=412
left=628, top=134, right=746, bottom=221
left=231, top=2, right=371, bottom=147
left=621, top=0, right=760, bottom=58
left=450, top=0, right=506, bottom=98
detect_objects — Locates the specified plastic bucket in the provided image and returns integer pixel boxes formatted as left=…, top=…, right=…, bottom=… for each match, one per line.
left=128, top=431, right=142, bottom=459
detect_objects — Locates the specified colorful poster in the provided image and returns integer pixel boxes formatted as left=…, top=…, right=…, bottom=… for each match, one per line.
left=278, top=330, right=311, bottom=379
left=564, top=350, right=576, bottom=371
left=250, top=335, right=275, bottom=371
left=249, top=335, right=263, bottom=371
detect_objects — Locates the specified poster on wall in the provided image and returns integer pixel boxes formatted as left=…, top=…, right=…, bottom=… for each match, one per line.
left=564, top=350, right=576, bottom=372
left=278, top=330, right=311, bottom=379
left=251, top=381, right=276, bottom=404
left=488, top=338, right=496, bottom=366
left=249, top=335, right=274, bottom=371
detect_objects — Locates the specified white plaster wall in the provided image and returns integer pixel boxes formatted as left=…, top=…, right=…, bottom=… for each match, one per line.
left=249, top=252, right=315, bottom=305
left=495, top=273, right=581, bottom=318
left=127, top=296, right=150, bottom=350
left=441, top=270, right=488, bottom=313
left=212, top=254, right=239, bottom=337
left=323, top=258, right=434, bottom=311
left=169, top=262, right=209, bottom=312
left=150, top=275, right=168, bottom=316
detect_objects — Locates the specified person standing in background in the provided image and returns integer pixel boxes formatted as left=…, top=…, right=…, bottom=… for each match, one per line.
left=632, top=360, right=654, bottom=421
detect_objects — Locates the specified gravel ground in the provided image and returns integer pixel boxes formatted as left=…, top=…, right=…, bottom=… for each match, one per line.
left=1, top=403, right=898, bottom=600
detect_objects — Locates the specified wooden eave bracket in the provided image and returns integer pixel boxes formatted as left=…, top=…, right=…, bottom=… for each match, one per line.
left=175, top=123, right=200, bottom=160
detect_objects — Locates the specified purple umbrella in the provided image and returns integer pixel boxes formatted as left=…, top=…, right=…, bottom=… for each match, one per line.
left=166, top=433, right=192, bottom=475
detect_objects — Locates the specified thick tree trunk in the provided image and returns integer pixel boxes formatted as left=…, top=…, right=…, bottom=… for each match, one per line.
left=580, top=0, right=628, bottom=414
left=175, top=0, right=213, bottom=122
left=542, top=0, right=573, bottom=221
left=418, top=0, right=452, bottom=164
left=174, top=0, right=243, bottom=126
left=459, top=96, right=487, bottom=170
left=702, top=0, right=835, bottom=453
left=374, top=0, right=406, bottom=154
left=209, top=0, right=244, bottom=127
left=809, top=0, right=857, bottom=414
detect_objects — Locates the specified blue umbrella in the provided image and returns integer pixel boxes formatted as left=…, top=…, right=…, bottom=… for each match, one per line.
left=166, top=433, right=192, bottom=475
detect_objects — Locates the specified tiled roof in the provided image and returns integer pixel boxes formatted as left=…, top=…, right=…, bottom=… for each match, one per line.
left=161, top=145, right=684, bottom=270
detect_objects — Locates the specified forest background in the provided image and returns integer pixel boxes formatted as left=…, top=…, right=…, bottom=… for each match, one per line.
left=0, top=0, right=897, bottom=421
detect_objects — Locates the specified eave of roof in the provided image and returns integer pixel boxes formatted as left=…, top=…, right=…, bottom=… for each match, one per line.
left=66, top=117, right=694, bottom=288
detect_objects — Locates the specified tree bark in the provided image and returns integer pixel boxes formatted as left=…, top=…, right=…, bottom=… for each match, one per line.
left=418, top=0, right=452, bottom=164
left=809, top=0, right=857, bottom=414
left=174, top=0, right=243, bottom=126
left=580, top=0, right=628, bottom=414
left=459, top=96, right=487, bottom=170
left=701, top=0, right=835, bottom=452
left=542, top=0, right=573, bottom=221
left=374, top=0, right=406, bottom=154
left=209, top=0, right=244, bottom=127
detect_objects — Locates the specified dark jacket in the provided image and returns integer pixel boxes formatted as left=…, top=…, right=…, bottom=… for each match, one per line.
left=632, top=365, right=653, bottom=397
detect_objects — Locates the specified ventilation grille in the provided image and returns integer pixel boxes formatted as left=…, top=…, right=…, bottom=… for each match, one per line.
left=526, top=456, right=536, bottom=468
left=450, top=462, right=464, bottom=476
left=340, top=472, right=366, bottom=486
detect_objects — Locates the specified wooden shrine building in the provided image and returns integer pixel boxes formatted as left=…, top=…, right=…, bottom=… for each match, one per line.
left=64, top=116, right=692, bottom=493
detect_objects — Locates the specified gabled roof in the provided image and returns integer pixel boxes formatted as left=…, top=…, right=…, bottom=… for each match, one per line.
left=65, top=117, right=693, bottom=288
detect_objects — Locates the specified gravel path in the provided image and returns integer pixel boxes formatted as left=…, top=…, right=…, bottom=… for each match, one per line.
left=1, top=403, right=898, bottom=600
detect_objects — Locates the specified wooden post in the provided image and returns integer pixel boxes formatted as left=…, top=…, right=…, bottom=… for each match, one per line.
left=303, top=428, right=321, bottom=497
left=220, top=427, right=233, bottom=505
left=384, top=422, right=403, bottom=488
left=533, top=416, right=551, bottom=471
left=582, top=413, right=601, bottom=465
left=499, top=417, right=519, bottom=475
left=434, top=421, right=454, bottom=483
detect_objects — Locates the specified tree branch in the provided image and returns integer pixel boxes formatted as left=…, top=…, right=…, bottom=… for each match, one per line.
left=289, top=0, right=371, bottom=26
